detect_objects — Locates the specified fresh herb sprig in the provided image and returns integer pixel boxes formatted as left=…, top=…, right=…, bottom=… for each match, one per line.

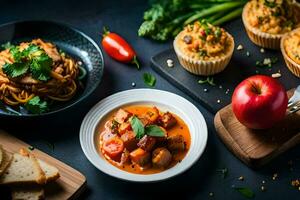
left=25, top=96, right=48, bottom=114
left=130, top=116, right=165, bottom=139
left=2, top=44, right=53, bottom=81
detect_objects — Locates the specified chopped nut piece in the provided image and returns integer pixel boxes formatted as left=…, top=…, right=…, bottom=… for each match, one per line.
left=271, top=73, right=281, bottom=78
left=167, top=59, right=174, bottom=67
left=237, top=44, right=244, bottom=50
left=263, top=58, right=272, bottom=66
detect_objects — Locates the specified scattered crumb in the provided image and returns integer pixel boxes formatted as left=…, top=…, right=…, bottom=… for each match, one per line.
left=209, top=192, right=214, bottom=197
left=261, top=186, right=266, bottom=191
left=260, top=48, right=265, bottom=53
left=262, top=180, right=266, bottom=184
left=271, top=73, right=281, bottom=78
left=237, top=44, right=244, bottom=50
left=217, top=99, right=221, bottom=104
left=272, top=173, right=278, bottom=180
left=78, top=61, right=82, bottom=65
left=225, top=89, right=230, bottom=95
left=263, top=58, right=272, bottom=66
left=131, top=82, right=136, bottom=87
left=219, top=85, right=223, bottom=89
left=167, top=59, right=174, bottom=67
left=238, top=176, right=244, bottom=181
left=204, top=88, right=208, bottom=92
left=246, top=51, right=250, bottom=57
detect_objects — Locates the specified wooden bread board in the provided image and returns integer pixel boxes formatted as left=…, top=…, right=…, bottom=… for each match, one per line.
left=214, top=89, right=300, bottom=168
left=0, top=130, right=86, bottom=199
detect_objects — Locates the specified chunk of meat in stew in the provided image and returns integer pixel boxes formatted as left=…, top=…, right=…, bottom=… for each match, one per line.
left=137, top=135, right=156, bottom=152
left=158, top=112, right=177, bottom=129
left=152, top=147, right=172, bottom=168
left=114, top=109, right=132, bottom=124
left=167, top=135, right=185, bottom=152
left=120, top=131, right=138, bottom=151
left=130, top=148, right=151, bottom=166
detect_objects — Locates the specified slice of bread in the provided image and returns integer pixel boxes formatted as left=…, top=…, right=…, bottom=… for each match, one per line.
left=19, top=148, right=60, bottom=183
left=11, top=186, right=44, bottom=200
left=0, top=151, right=46, bottom=185
left=38, top=159, right=60, bottom=183
left=0, top=149, right=13, bottom=177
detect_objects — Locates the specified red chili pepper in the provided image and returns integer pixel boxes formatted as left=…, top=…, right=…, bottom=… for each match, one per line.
left=102, top=27, right=140, bottom=69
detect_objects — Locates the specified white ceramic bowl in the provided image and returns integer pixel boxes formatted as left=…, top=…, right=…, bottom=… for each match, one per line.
left=79, top=89, right=208, bottom=182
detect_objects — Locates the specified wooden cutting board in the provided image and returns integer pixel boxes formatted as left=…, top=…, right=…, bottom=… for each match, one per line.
left=0, top=130, right=86, bottom=200
left=214, top=89, right=300, bottom=168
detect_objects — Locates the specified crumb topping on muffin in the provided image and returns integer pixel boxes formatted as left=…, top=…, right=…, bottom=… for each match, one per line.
left=175, top=20, right=233, bottom=61
left=284, top=29, right=300, bottom=64
left=246, top=0, right=298, bottom=34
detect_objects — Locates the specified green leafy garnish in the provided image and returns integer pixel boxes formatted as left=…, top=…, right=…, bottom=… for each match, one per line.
left=214, top=27, right=222, bottom=39
left=130, top=117, right=166, bottom=139
left=25, top=96, right=48, bottom=114
left=2, top=62, right=29, bottom=78
left=198, top=77, right=216, bottom=86
left=143, top=72, right=156, bottom=87
left=145, top=125, right=165, bottom=137
left=233, top=187, right=255, bottom=199
left=130, top=116, right=145, bottom=139
left=264, top=0, right=277, bottom=8
left=30, top=53, right=52, bottom=81
left=2, top=44, right=52, bottom=81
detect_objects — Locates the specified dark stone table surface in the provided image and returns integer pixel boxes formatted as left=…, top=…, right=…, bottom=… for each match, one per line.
left=0, top=0, right=299, bottom=199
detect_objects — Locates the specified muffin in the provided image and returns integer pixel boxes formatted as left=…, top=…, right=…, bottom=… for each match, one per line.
left=173, top=20, right=234, bottom=76
left=242, top=0, right=299, bottom=49
left=281, top=27, right=300, bottom=77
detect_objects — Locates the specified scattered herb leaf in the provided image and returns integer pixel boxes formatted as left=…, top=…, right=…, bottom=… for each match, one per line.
left=25, top=96, right=48, bottom=114
left=145, top=125, right=165, bottom=137
left=234, top=187, right=255, bottom=199
left=143, top=72, right=156, bottom=87
left=216, top=168, right=228, bottom=179
left=198, top=77, right=216, bottom=86
left=130, top=116, right=145, bottom=139
left=28, top=146, right=35, bottom=151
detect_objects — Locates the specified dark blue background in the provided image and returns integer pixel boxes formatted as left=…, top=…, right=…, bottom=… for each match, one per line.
left=0, top=0, right=299, bottom=199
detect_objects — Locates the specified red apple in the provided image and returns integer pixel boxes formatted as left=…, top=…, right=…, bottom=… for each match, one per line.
left=232, top=75, right=288, bottom=129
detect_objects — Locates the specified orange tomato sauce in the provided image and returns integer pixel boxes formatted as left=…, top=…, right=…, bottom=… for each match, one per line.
left=96, top=105, right=191, bottom=174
